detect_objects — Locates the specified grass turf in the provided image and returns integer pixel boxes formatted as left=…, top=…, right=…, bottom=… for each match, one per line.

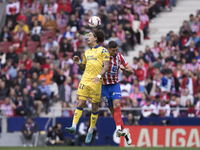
left=0, top=147, right=198, bottom=150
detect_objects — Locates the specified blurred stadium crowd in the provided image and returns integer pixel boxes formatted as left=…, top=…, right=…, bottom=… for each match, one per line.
left=0, top=0, right=200, bottom=119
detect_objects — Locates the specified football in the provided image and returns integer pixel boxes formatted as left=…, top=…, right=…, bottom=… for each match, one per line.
left=88, top=16, right=101, bottom=28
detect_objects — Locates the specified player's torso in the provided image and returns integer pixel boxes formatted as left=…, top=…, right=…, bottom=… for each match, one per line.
left=82, top=46, right=108, bottom=81
left=103, top=53, right=122, bottom=85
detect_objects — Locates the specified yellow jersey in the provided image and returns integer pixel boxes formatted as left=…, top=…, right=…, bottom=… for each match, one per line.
left=14, top=25, right=29, bottom=34
left=82, top=45, right=110, bottom=80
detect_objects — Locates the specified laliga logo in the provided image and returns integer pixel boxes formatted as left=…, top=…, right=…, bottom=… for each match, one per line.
left=121, top=127, right=200, bottom=147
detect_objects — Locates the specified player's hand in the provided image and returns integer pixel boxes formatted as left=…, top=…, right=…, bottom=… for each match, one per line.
left=73, top=55, right=80, bottom=63
left=119, top=64, right=125, bottom=71
left=92, top=77, right=99, bottom=83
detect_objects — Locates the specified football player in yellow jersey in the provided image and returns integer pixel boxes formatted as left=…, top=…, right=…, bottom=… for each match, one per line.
left=65, top=29, right=110, bottom=143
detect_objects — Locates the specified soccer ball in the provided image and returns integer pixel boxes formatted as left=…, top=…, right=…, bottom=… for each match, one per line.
left=88, top=16, right=101, bottom=28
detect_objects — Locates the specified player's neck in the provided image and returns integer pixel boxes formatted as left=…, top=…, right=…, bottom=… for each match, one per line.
left=90, top=42, right=98, bottom=48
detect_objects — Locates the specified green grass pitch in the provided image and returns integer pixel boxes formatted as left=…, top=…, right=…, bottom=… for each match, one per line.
left=0, top=147, right=198, bottom=150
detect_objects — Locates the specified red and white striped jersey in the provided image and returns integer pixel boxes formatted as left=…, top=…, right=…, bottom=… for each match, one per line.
left=134, top=5, right=145, bottom=15
left=195, top=101, right=200, bottom=117
left=187, top=63, right=198, bottom=71
left=150, top=47, right=161, bottom=58
left=141, top=104, right=157, bottom=117
left=1, top=103, right=14, bottom=117
left=159, top=41, right=166, bottom=49
left=182, top=64, right=188, bottom=71
left=157, top=104, right=170, bottom=117
left=140, top=14, right=149, bottom=26
left=103, top=52, right=128, bottom=85
left=142, top=0, right=150, bottom=6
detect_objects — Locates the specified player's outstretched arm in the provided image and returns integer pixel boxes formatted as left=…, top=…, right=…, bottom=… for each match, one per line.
left=119, top=64, right=133, bottom=75
left=73, top=55, right=85, bottom=71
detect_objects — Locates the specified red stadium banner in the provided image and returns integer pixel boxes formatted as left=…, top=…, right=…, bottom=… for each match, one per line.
left=120, top=126, right=200, bottom=147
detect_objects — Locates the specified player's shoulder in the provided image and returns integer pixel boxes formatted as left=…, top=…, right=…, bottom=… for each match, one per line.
left=97, top=46, right=107, bottom=51
left=100, top=47, right=109, bottom=54
left=117, top=52, right=123, bottom=57
left=117, top=52, right=126, bottom=59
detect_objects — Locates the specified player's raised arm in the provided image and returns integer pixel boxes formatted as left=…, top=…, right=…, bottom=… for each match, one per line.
left=100, top=48, right=111, bottom=77
left=73, top=55, right=86, bottom=71
left=92, top=59, right=110, bottom=83
left=100, top=60, right=110, bottom=76
left=92, top=48, right=110, bottom=83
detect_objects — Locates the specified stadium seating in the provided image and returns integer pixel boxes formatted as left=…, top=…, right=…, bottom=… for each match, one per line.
left=0, top=42, right=11, bottom=53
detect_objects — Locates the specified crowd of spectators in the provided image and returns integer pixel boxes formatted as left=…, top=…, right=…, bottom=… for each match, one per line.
left=118, top=10, right=200, bottom=119
left=3, top=0, right=199, bottom=119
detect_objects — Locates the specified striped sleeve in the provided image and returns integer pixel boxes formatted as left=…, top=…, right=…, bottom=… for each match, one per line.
left=119, top=53, right=128, bottom=66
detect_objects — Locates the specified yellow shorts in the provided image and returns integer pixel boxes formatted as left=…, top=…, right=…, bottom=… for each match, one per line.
left=77, top=79, right=102, bottom=103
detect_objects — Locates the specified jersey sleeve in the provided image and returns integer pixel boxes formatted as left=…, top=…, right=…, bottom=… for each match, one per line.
left=102, top=48, right=110, bottom=61
left=82, top=53, right=87, bottom=64
left=120, top=53, right=128, bottom=66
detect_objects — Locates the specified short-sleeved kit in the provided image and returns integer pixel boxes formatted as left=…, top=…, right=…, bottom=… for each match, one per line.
left=77, top=45, right=110, bottom=103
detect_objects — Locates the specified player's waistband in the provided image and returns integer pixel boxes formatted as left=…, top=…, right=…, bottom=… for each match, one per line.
left=102, top=81, right=120, bottom=85
left=81, top=76, right=103, bottom=83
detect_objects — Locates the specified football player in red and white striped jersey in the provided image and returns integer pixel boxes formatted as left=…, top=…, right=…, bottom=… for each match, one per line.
left=102, top=41, right=133, bottom=145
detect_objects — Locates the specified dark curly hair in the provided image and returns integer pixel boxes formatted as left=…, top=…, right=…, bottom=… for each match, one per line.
left=92, top=29, right=105, bottom=43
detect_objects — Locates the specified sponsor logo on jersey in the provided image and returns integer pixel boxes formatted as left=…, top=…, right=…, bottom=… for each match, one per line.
left=112, top=66, right=118, bottom=73
left=112, top=92, right=121, bottom=96
left=87, top=55, right=97, bottom=60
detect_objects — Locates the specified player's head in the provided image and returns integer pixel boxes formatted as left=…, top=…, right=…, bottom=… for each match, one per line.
left=108, top=41, right=118, bottom=57
left=87, top=29, right=105, bottom=47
